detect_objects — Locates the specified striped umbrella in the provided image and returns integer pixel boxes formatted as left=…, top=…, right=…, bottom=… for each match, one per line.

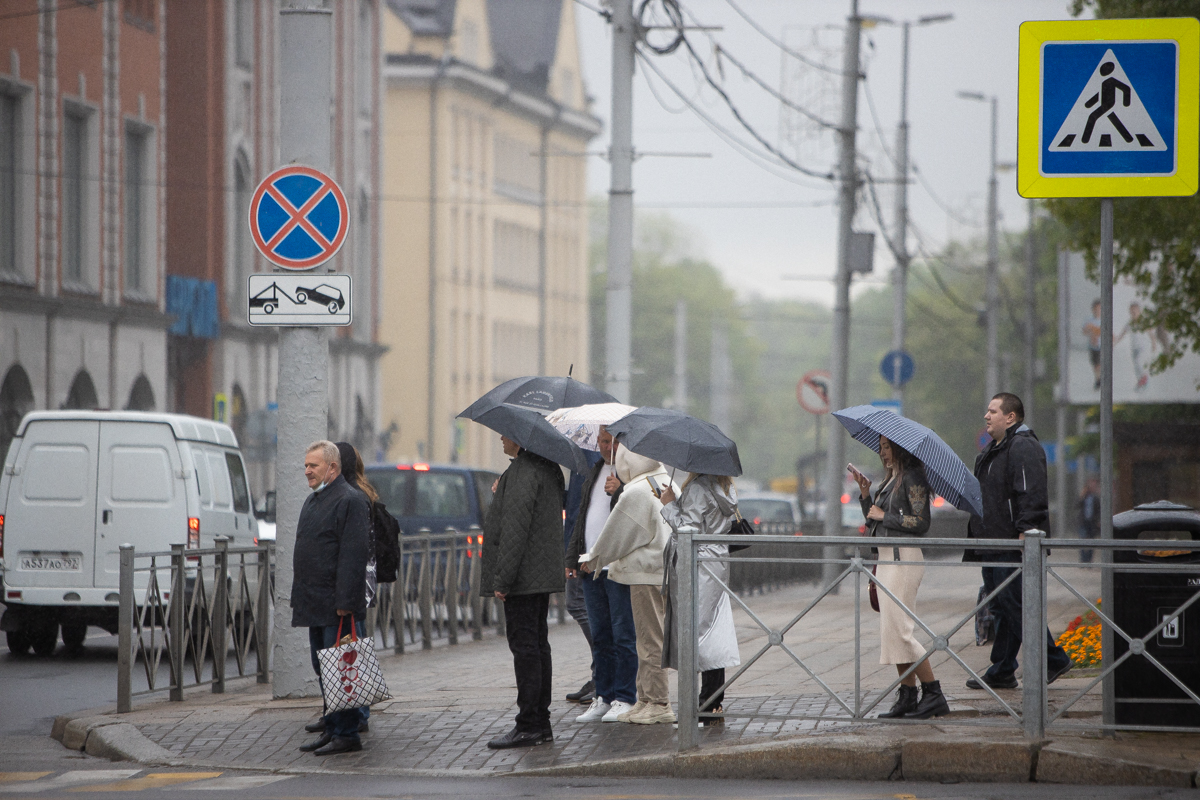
left=832, top=405, right=983, bottom=517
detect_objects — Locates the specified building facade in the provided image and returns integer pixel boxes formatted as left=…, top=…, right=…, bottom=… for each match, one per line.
left=0, top=0, right=170, bottom=464
left=165, top=0, right=384, bottom=494
left=381, top=0, right=599, bottom=471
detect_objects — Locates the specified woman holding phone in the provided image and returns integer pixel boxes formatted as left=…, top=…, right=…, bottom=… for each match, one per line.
left=850, top=436, right=948, bottom=720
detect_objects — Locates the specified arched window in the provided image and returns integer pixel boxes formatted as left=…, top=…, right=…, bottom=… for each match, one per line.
left=125, top=374, right=156, bottom=411
left=63, top=370, right=98, bottom=410
left=231, top=154, right=252, bottom=314
left=0, top=364, right=34, bottom=463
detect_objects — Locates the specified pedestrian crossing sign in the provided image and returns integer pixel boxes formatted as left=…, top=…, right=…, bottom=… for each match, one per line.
left=1018, top=18, right=1199, bottom=197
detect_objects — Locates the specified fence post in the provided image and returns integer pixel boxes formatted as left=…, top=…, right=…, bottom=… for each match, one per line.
left=447, top=529, right=460, bottom=645
left=170, top=543, right=186, bottom=702
left=395, top=533, right=406, bottom=654
left=469, top=526, right=483, bottom=641
left=256, top=542, right=271, bottom=683
left=419, top=530, right=433, bottom=650
left=1022, top=530, right=1047, bottom=741
left=676, top=527, right=699, bottom=751
left=117, top=544, right=135, bottom=713
left=212, top=537, right=229, bottom=694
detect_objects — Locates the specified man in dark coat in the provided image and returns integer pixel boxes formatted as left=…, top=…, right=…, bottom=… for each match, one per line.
left=292, top=440, right=371, bottom=755
left=482, top=435, right=566, bottom=749
left=964, top=393, right=1072, bottom=691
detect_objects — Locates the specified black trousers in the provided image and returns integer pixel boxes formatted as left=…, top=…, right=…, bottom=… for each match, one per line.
left=701, top=668, right=725, bottom=711
left=504, top=592, right=553, bottom=733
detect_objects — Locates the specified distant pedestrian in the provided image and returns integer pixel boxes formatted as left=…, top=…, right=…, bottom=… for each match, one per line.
left=292, top=440, right=371, bottom=756
left=580, top=444, right=676, bottom=724
left=481, top=434, right=566, bottom=749
left=565, top=428, right=638, bottom=724
left=851, top=437, right=948, bottom=719
left=1078, top=477, right=1101, bottom=563
left=964, top=393, right=1073, bottom=691
left=660, top=472, right=741, bottom=724
left=562, top=451, right=600, bottom=705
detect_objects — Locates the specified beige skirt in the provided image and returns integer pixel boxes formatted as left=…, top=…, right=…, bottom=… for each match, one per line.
left=876, top=546, right=926, bottom=665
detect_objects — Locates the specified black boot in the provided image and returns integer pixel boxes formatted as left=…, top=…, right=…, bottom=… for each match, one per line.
left=878, top=684, right=918, bottom=718
left=907, top=680, right=950, bottom=719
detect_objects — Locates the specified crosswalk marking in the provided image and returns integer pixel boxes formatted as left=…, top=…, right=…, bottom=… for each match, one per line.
left=0, top=770, right=142, bottom=794
left=67, top=773, right=223, bottom=793
left=164, top=775, right=292, bottom=791
left=0, top=774, right=51, bottom=784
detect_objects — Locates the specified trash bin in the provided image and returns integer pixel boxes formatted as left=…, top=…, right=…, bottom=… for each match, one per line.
left=1112, top=500, right=1200, bottom=727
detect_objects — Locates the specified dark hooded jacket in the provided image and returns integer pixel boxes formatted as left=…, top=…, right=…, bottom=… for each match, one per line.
left=964, top=423, right=1048, bottom=562
left=290, top=473, right=370, bottom=627
left=481, top=449, right=566, bottom=597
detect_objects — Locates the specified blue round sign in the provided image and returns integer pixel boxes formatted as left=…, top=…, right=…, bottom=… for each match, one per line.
left=249, top=165, right=349, bottom=270
left=880, top=350, right=915, bottom=387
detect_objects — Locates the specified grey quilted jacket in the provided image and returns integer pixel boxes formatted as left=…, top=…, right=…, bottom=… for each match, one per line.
left=480, top=449, right=566, bottom=597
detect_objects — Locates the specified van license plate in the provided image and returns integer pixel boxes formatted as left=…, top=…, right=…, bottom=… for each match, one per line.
left=20, top=556, right=82, bottom=571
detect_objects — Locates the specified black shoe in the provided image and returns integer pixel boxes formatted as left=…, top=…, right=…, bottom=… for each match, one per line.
left=566, top=680, right=595, bottom=704
left=1048, top=662, right=1073, bottom=685
left=313, top=735, right=363, bottom=755
left=966, top=673, right=1018, bottom=690
left=298, top=732, right=332, bottom=752
left=700, top=705, right=724, bottom=727
left=540, top=727, right=554, bottom=744
left=487, top=727, right=548, bottom=749
left=878, top=684, right=919, bottom=718
left=907, top=680, right=950, bottom=719
left=359, top=721, right=369, bottom=733
left=304, top=719, right=325, bottom=734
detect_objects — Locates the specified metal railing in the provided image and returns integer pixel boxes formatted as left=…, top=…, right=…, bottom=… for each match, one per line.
left=117, top=538, right=273, bottom=713
left=673, top=528, right=1200, bottom=750
left=727, top=521, right=820, bottom=594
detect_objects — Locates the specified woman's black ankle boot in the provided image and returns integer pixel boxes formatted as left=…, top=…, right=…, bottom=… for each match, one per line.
left=907, top=680, right=950, bottom=719
left=879, top=684, right=919, bottom=718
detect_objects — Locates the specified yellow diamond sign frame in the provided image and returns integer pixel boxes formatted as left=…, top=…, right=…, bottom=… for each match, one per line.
left=1018, top=18, right=1199, bottom=198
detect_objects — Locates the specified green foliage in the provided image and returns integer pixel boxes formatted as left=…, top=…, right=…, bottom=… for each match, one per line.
left=1049, top=0, right=1200, bottom=372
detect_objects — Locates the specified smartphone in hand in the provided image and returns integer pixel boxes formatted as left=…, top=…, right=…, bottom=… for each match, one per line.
left=846, top=463, right=864, bottom=481
left=646, top=476, right=662, bottom=498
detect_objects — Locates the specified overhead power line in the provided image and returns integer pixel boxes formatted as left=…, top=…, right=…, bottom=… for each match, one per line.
left=720, top=0, right=848, bottom=77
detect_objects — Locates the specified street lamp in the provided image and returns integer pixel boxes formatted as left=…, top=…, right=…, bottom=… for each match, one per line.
left=958, top=89, right=1000, bottom=402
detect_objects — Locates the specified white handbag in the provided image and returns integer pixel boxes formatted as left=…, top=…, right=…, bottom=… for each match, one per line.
left=316, top=618, right=392, bottom=713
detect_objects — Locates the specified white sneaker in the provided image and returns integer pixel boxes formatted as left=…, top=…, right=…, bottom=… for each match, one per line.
left=575, top=697, right=610, bottom=722
left=602, top=699, right=634, bottom=722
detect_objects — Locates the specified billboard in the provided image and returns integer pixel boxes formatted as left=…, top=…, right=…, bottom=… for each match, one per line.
left=1065, top=250, right=1200, bottom=403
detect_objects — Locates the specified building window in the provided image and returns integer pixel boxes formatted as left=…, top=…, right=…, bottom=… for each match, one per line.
left=62, top=108, right=88, bottom=286
left=0, top=93, right=17, bottom=277
left=63, top=369, right=99, bottom=410
left=231, top=155, right=251, bottom=314
left=234, top=0, right=254, bottom=68
left=492, top=322, right=539, bottom=382
left=493, top=220, right=539, bottom=291
left=124, top=125, right=149, bottom=295
left=492, top=133, right=541, bottom=204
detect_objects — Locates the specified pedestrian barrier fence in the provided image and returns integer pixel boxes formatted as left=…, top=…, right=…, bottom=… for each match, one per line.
left=673, top=528, right=1200, bottom=751
left=117, top=538, right=273, bottom=713
left=727, top=521, right=821, bottom=594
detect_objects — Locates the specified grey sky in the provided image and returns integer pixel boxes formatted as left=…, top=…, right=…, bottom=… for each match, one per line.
left=575, top=0, right=1080, bottom=304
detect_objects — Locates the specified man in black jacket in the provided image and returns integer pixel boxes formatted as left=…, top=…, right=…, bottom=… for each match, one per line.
left=292, top=440, right=371, bottom=755
left=965, top=393, right=1072, bottom=690
left=482, top=435, right=566, bottom=749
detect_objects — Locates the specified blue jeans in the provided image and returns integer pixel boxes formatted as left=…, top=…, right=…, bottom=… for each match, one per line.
left=308, top=619, right=370, bottom=741
left=981, top=565, right=1071, bottom=682
left=565, top=574, right=595, bottom=677
left=580, top=570, right=637, bottom=705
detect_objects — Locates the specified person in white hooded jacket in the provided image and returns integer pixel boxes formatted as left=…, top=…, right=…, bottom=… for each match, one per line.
left=580, top=444, right=676, bottom=725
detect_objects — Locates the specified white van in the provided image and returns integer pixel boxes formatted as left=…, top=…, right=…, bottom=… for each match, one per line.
left=0, top=411, right=257, bottom=655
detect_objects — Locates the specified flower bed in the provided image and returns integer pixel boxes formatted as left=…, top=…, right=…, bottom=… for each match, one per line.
left=1056, top=600, right=1102, bottom=667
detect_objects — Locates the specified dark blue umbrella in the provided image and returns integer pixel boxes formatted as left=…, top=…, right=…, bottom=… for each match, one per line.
left=459, top=375, right=617, bottom=416
left=606, top=407, right=742, bottom=477
left=458, top=402, right=589, bottom=473
left=832, top=405, right=983, bottom=517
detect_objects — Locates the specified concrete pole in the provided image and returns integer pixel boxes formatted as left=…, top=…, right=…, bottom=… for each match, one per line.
left=605, top=0, right=636, bottom=404
left=272, top=0, right=332, bottom=699
left=890, top=21, right=910, bottom=407
left=710, top=319, right=731, bottom=433
left=1025, top=199, right=1037, bottom=427
left=985, top=96, right=1000, bottom=401
left=1055, top=248, right=1069, bottom=539
left=673, top=299, right=687, bottom=411
left=1099, top=197, right=1115, bottom=728
left=822, top=0, right=861, bottom=592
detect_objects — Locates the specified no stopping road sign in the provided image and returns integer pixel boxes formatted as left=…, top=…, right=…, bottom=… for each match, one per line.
left=249, top=164, right=349, bottom=269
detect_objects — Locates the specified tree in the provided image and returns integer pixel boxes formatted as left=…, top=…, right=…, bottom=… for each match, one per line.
left=1046, top=0, right=1200, bottom=373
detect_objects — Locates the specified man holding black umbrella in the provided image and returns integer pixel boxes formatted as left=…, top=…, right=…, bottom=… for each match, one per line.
left=481, top=434, right=566, bottom=749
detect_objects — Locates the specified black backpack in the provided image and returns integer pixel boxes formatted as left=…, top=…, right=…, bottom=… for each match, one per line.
left=371, top=501, right=401, bottom=583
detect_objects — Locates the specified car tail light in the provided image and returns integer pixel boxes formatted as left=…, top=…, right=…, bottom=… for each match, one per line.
left=188, top=517, right=200, bottom=548
left=752, top=516, right=762, bottom=526
left=396, top=464, right=412, bottom=470
left=841, top=493, right=851, bottom=504
left=6, top=590, right=20, bottom=600
left=413, top=463, right=430, bottom=471
left=932, top=496, right=946, bottom=508
left=0, top=513, right=5, bottom=558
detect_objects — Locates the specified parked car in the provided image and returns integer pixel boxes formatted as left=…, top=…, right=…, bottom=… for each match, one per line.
left=738, top=491, right=801, bottom=527
left=254, top=491, right=276, bottom=543
left=365, top=463, right=500, bottom=538
left=0, top=411, right=257, bottom=655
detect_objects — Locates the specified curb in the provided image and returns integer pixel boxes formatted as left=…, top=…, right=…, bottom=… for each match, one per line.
left=50, top=711, right=1199, bottom=787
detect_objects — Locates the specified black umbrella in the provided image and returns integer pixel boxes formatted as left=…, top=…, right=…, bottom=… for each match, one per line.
left=459, top=375, right=617, bottom=417
left=458, top=402, right=589, bottom=473
left=606, top=407, right=742, bottom=477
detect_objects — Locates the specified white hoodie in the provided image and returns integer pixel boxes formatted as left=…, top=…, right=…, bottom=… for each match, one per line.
left=581, top=447, right=673, bottom=586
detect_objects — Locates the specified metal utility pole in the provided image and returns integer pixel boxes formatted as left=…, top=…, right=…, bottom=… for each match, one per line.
left=606, top=0, right=636, bottom=404
left=1055, top=247, right=1069, bottom=540
left=958, top=91, right=1000, bottom=401
left=710, top=319, right=731, bottom=433
left=889, top=14, right=952, bottom=406
left=821, top=1, right=861, bottom=585
left=673, top=299, right=688, bottom=411
left=1025, top=199, right=1037, bottom=426
left=272, top=0, right=332, bottom=699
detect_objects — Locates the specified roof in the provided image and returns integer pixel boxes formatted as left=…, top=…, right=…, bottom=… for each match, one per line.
left=17, top=411, right=240, bottom=448
left=486, top=0, right=562, bottom=94
left=385, top=0, right=457, bottom=37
